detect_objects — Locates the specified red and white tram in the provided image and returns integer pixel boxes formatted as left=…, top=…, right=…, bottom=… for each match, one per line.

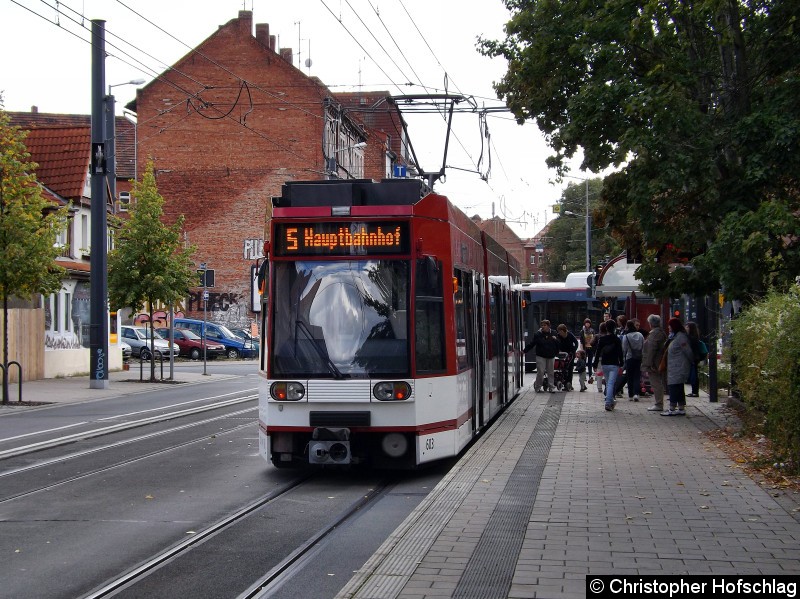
left=257, top=179, right=524, bottom=469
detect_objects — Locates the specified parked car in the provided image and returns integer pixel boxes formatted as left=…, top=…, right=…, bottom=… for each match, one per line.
left=155, top=327, right=225, bottom=360
left=120, top=340, right=132, bottom=361
left=173, top=318, right=257, bottom=359
left=230, top=328, right=260, bottom=355
left=120, top=325, right=179, bottom=360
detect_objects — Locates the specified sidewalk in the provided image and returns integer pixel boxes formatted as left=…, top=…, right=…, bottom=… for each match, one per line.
left=337, top=383, right=800, bottom=599
left=0, top=365, right=238, bottom=410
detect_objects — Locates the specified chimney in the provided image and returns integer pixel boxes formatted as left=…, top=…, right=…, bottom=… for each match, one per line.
left=237, top=10, right=253, bottom=35
left=31, top=105, right=39, bottom=113
left=255, top=23, right=270, bottom=48
left=269, top=35, right=276, bottom=52
left=280, top=48, right=293, bottom=63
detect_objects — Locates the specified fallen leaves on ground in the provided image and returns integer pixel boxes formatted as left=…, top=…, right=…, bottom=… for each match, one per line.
left=704, top=428, right=800, bottom=495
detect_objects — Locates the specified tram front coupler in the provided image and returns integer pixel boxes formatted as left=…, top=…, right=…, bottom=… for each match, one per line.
left=308, top=427, right=351, bottom=465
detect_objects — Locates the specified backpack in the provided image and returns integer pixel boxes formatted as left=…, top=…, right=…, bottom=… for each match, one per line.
left=625, top=332, right=644, bottom=359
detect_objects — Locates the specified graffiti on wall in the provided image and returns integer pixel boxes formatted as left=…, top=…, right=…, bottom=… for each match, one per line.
left=129, top=239, right=265, bottom=329
left=186, top=290, right=241, bottom=313
left=132, top=290, right=251, bottom=330
left=243, top=238, right=265, bottom=261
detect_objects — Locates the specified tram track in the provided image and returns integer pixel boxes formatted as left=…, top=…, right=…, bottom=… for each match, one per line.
left=0, top=414, right=254, bottom=504
left=80, top=474, right=396, bottom=599
left=0, top=393, right=257, bottom=461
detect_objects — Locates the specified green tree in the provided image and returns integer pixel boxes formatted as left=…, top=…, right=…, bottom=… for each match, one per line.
left=480, top=0, right=800, bottom=300
left=543, top=179, right=620, bottom=280
left=0, top=107, right=68, bottom=403
left=107, top=160, right=196, bottom=380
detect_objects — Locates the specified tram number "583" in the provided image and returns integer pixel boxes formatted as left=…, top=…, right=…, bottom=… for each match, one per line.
left=424, top=438, right=435, bottom=451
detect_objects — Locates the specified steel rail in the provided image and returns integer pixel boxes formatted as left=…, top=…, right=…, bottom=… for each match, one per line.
left=0, top=394, right=257, bottom=461
left=0, top=412, right=254, bottom=504
left=80, top=474, right=315, bottom=599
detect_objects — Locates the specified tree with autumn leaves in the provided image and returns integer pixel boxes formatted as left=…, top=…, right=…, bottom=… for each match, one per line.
left=480, top=0, right=800, bottom=300
left=0, top=107, right=68, bottom=403
left=107, top=160, right=196, bottom=381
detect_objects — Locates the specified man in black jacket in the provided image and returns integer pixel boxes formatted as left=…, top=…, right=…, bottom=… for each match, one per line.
left=524, top=320, right=559, bottom=392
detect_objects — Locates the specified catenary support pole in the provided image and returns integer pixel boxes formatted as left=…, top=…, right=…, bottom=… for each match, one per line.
left=89, top=19, right=109, bottom=389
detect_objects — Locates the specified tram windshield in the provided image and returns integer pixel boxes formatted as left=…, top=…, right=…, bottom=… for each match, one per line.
left=271, top=260, right=410, bottom=378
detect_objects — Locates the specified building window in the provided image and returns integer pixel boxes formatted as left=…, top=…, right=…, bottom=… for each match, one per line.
left=64, top=292, right=72, bottom=333
left=52, top=294, right=60, bottom=333
left=81, top=215, right=89, bottom=253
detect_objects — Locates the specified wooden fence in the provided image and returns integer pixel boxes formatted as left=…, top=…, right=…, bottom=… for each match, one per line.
left=0, top=308, right=45, bottom=382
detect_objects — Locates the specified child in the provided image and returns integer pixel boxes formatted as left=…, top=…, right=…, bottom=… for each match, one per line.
left=575, top=349, right=588, bottom=392
left=595, top=366, right=604, bottom=393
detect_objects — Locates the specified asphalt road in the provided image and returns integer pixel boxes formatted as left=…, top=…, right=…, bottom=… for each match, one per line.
left=0, top=363, right=448, bottom=599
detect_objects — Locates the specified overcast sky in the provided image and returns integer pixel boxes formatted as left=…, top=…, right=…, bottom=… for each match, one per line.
left=1, top=0, right=590, bottom=239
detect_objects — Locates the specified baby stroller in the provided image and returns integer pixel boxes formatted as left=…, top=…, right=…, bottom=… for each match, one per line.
left=552, top=352, right=573, bottom=391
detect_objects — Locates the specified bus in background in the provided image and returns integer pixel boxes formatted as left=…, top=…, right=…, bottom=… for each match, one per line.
left=515, top=273, right=607, bottom=372
left=516, top=260, right=665, bottom=372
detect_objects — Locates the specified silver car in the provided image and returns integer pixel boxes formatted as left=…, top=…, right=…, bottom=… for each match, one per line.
left=120, top=325, right=178, bottom=360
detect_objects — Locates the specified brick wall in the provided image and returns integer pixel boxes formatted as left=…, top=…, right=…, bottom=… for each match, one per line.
left=135, top=11, right=331, bottom=328
left=473, top=217, right=529, bottom=281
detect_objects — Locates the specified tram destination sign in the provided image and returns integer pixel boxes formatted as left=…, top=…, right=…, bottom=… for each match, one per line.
left=274, top=221, right=409, bottom=256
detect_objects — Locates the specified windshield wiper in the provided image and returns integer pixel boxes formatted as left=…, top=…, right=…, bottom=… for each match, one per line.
left=295, top=320, right=345, bottom=379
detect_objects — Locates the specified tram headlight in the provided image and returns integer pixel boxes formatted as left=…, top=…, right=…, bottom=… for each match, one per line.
left=270, top=381, right=305, bottom=401
left=372, top=381, right=411, bottom=401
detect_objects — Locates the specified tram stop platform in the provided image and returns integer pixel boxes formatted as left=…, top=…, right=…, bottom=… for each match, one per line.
left=336, top=378, right=800, bottom=599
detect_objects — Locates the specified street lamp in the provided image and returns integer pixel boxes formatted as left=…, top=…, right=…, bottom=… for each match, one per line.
left=562, top=176, right=591, bottom=271
left=106, top=79, right=145, bottom=209
left=337, top=141, right=367, bottom=151
left=563, top=208, right=591, bottom=272
left=329, top=141, right=366, bottom=179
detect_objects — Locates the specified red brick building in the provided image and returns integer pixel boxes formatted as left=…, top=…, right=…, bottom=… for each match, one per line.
left=523, top=223, right=555, bottom=283
left=130, top=11, right=406, bottom=329
left=471, top=216, right=529, bottom=282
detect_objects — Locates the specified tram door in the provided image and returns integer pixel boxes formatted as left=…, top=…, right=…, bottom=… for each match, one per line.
left=454, top=269, right=482, bottom=432
left=475, top=273, right=486, bottom=428
left=490, top=282, right=505, bottom=406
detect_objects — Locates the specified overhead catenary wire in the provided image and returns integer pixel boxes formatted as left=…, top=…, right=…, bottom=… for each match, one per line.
left=115, top=0, right=324, bottom=121
left=16, top=0, right=325, bottom=167
left=12, top=0, right=548, bottom=237
left=317, top=0, right=407, bottom=96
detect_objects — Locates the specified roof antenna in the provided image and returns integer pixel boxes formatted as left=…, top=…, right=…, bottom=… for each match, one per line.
left=294, top=21, right=301, bottom=69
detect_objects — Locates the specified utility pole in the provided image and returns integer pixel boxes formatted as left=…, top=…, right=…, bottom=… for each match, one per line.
left=585, top=177, right=591, bottom=272
left=89, top=20, right=109, bottom=389
left=201, top=262, right=209, bottom=376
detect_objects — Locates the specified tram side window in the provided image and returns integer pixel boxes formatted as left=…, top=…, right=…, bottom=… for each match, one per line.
left=454, top=269, right=475, bottom=371
left=415, top=258, right=445, bottom=373
left=489, top=285, right=500, bottom=358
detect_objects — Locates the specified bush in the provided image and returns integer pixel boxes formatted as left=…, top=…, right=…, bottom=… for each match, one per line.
left=732, top=287, right=800, bottom=472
